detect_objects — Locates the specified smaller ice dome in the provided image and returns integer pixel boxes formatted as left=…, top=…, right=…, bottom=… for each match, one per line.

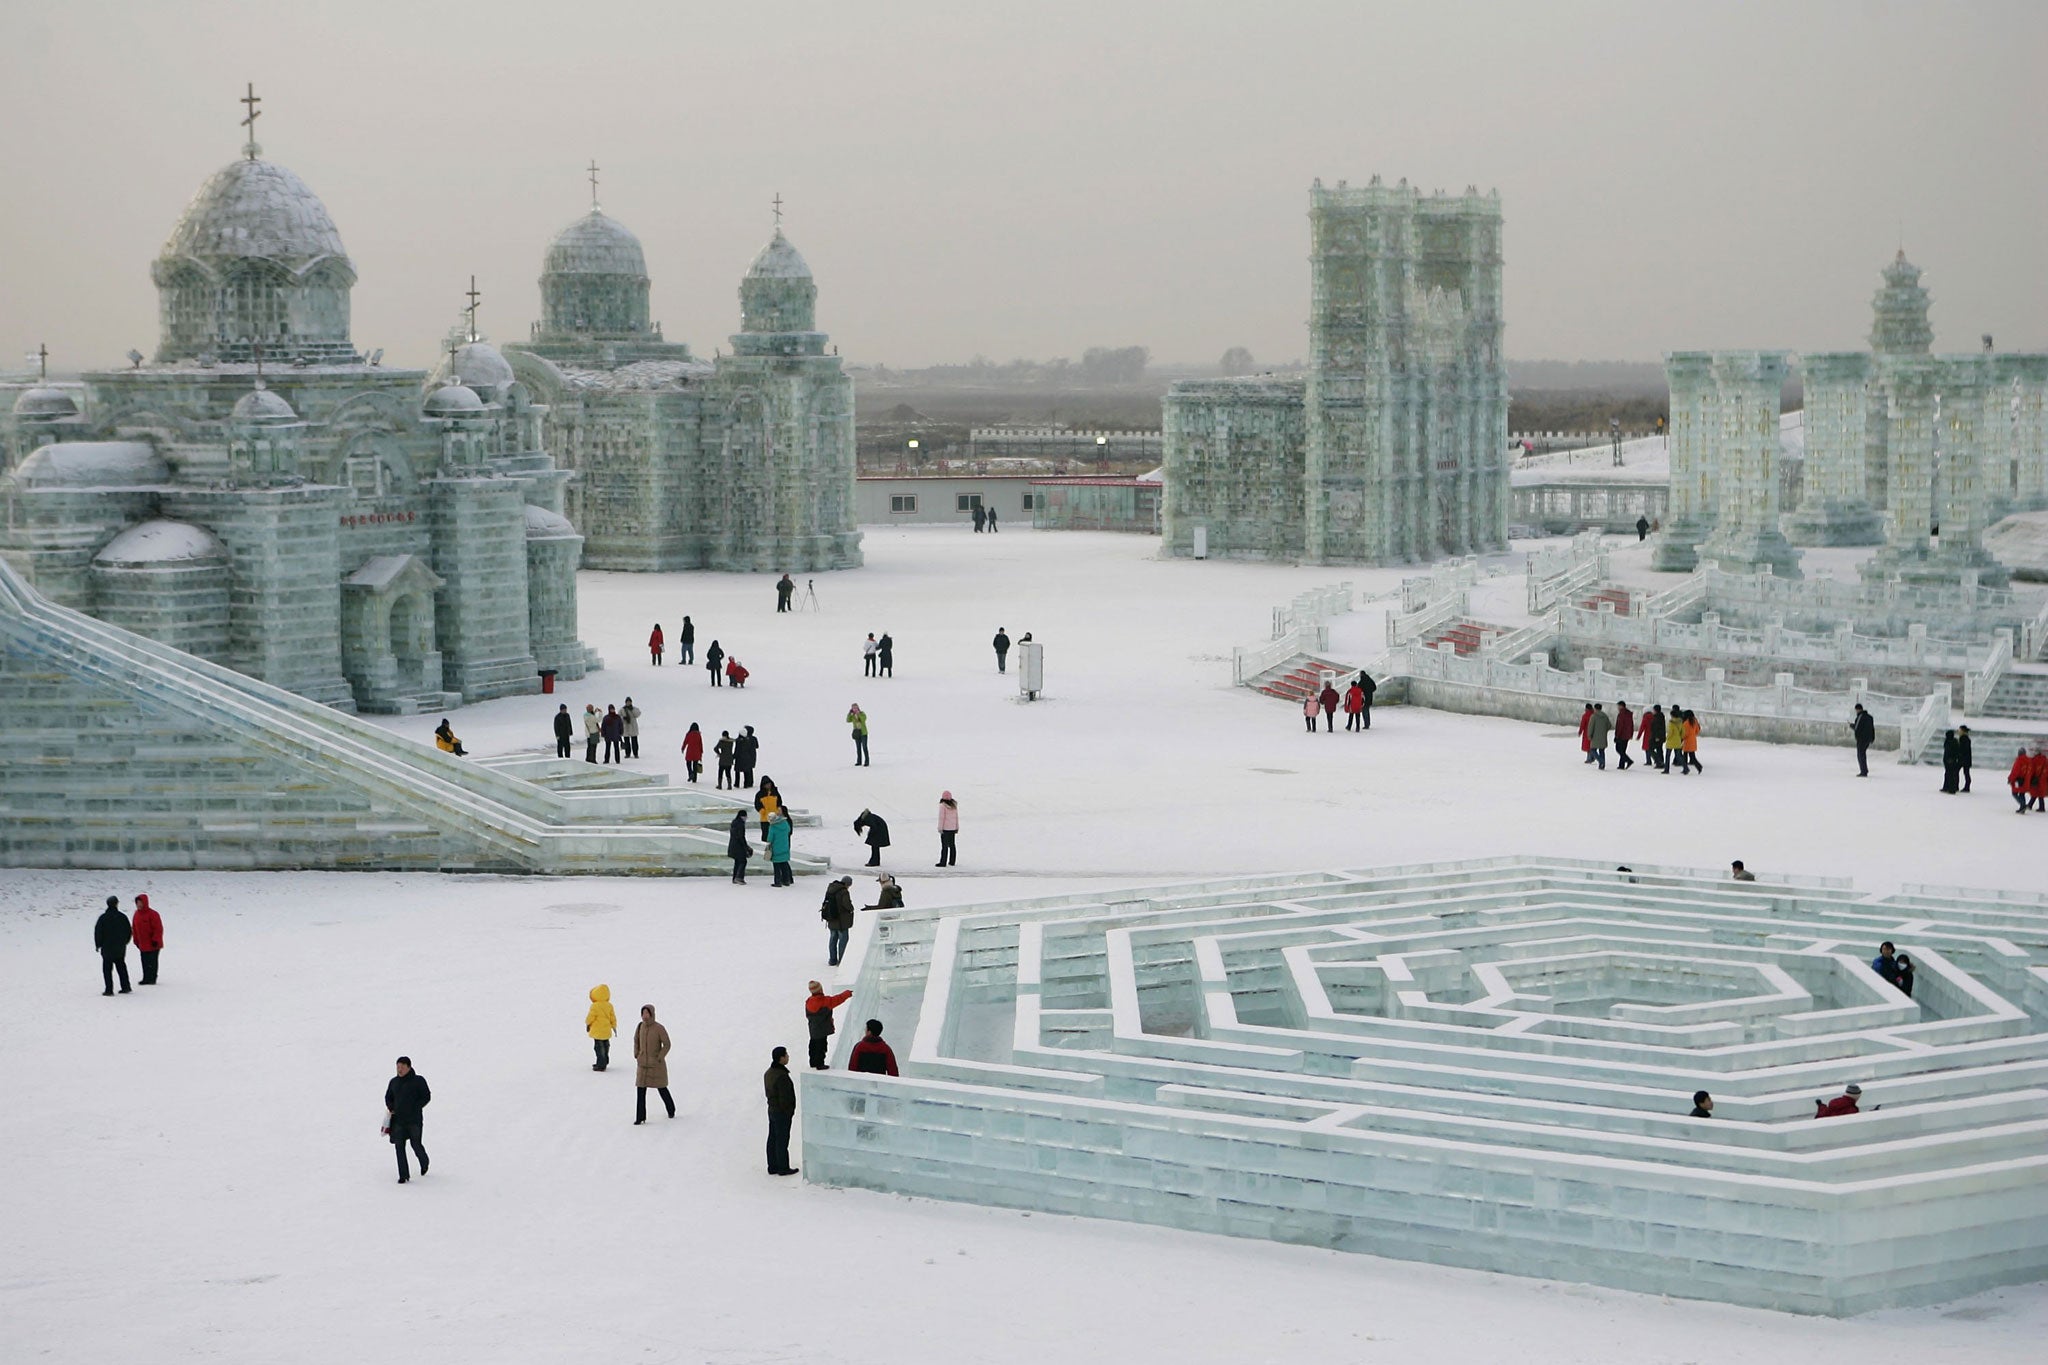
left=13, top=441, right=169, bottom=488
left=451, top=341, right=515, bottom=390
left=746, top=229, right=812, bottom=281
left=13, top=385, right=79, bottom=419
left=93, top=519, right=229, bottom=567
left=524, top=504, right=579, bottom=538
left=424, top=382, right=485, bottom=417
left=231, top=385, right=298, bottom=424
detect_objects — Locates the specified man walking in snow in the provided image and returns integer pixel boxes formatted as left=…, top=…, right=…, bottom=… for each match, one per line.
left=1644, top=704, right=1668, bottom=773
left=94, top=895, right=132, bottom=995
left=1587, top=703, right=1613, bottom=771
left=735, top=726, right=759, bottom=788
left=384, top=1056, right=431, bottom=1183
left=822, top=876, right=856, bottom=967
left=1850, top=703, right=1875, bottom=777
left=993, top=627, right=1011, bottom=673
left=1318, top=679, right=1340, bottom=733
left=1957, top=725, right=1973, bottom=792
left=1613, top=700, right=1634, bottom=770
left=764, top=1046, right=798, bottom=1176
left=1356, top=671, right=1376, bottom=729
left=553, top=703, right=574, bottom=759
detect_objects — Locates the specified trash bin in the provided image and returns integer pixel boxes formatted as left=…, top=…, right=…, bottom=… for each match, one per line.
left=538, top=669, right=557, bottom=694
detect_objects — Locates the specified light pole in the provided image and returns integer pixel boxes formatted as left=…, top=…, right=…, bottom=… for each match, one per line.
left=1610, top=417, right=1623, bottom=468
left=907, top=438, right=919, bottom=472
left=1096, top=434, right=1108, bottom=464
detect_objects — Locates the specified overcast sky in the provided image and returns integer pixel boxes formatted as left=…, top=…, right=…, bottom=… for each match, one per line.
left=1, top=1, right=2042, bottom=373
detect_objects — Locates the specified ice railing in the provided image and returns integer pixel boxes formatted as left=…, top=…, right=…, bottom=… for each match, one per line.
left=1385, top=556, right=1502, bottom=647
left=1556, top=601, right=2002, bottom=673
left=1661, top=563, right=2048, bottom=659
left=1526, top=531, right=1608, bottom=613
left=1389, top=642, right=1947, bottom=760
left=1231, top=582, right=1354, bottom=685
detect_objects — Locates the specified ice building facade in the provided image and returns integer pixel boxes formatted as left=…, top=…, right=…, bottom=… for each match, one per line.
left=503, top=202, right=862, bottom=572
left=0, top=128, right=592, bottom=714
left=1659, top=254, right=2048, bottom=586
left=1163, top=178, right=1509, bottom=564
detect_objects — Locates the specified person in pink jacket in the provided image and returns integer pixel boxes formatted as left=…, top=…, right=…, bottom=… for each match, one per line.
left=936, top=791, right=960, bottom=867
left=1302, top=692, right=1319, bottom=734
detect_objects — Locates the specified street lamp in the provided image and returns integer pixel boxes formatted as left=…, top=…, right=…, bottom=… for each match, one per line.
left=1096, top=434, right=1108, bottom=464
left=907, top=438, right=919, bottom=471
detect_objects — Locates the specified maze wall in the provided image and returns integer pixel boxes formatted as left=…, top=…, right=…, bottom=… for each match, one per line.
left=804, top=858, right=2048, bottom=1315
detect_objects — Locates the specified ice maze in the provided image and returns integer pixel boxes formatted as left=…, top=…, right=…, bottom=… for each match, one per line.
left=804, top=858, right=2048, bottom=1314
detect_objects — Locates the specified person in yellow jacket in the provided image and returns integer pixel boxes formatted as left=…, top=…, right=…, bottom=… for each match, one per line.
left=585, top=984, right=617, bottom=1072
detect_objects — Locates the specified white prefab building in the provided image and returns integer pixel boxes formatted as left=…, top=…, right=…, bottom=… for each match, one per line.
left=854, top=473, right=1042, bottom=527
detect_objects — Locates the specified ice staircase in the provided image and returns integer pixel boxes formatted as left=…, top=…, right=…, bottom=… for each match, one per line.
left=1915, top=727, right=2042, bottom=775
left=1979, top=665, right=2048, bottom=722
left=1249, top=655, right=1355, bottom=702
left=1578, top=585, right=1632, bottom=616
left=0, top=557, right=830, bottom=876
left=1419, top=620, right=1494, bottom=655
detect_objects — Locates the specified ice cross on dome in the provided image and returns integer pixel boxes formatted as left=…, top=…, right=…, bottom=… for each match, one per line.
left=465, top=275, right=482, bottom=343
left=239, top=82, right=262, bottom=160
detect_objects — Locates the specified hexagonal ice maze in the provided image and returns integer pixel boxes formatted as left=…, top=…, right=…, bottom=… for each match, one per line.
left=803, top=857, right=2048, bottom=1314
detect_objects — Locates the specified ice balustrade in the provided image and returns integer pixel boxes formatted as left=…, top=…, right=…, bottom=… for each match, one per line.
left=1388, top=641, right=1947, bottom=761
left=808, top=857, right=2048, bottom=1314
left=1526, top=532, right=1608, bottom=613
left=1556, top=600, right=2001, bottom=672
left=1232, top=582, right=1357, bottom=684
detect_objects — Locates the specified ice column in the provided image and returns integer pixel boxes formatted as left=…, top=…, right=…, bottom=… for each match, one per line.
left=1652, top=351, right=1718, bottom=571
left=1785, top=353, right=1882, bottom=545
left=1696, top=351, right=1801, bottom=578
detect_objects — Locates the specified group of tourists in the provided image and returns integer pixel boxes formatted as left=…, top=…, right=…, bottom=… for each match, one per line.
left=860, top=632, right=896, bottom=677
left=970, top=503, right=999, bottom=533
left=2008, top=744, right=2048, bottom=813
left=646, top=617, right=696, bottom=666
left=1578, top=701, right=1701, bottom=773
left=92, top=894, right=164, bottom=994
left=1303, top=673, right=1378, bottom=733
left=554, top=698, right=643, bottom=764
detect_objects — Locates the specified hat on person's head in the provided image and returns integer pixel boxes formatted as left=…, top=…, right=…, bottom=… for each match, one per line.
left=1845, top=1083, right=1862, bottom=1096
left=941, top=790, right=953, bottom=799
left=396, top=1056, right=411, bottom=1066
left=105, top=895, right=119, bottom=909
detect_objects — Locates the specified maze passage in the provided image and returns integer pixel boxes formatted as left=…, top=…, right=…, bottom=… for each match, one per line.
left=805, top=857, right=2048, bottom=1315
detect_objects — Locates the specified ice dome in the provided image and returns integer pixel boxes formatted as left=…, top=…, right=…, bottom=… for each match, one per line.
left=449, top=341, right=515, bottom=390
left=524, top=504, right=578, bottom=538
left=423, top=382, right=484, bottom=417
left=744, top=229, right=811, bottom=281
left=13, top=386, right=79, bottom=419
left=92, top=519, right=229, bottom=567
left=13, top=441, right=170, bottom=488
left=543, top=209, right=647, bottom=280
left=230, top=386, right=298, bottom=424
left=156, top=158, right=353, bottom=278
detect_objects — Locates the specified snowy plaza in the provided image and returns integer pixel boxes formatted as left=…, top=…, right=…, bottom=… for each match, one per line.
left=4, top=527, right=2048, bottom=1360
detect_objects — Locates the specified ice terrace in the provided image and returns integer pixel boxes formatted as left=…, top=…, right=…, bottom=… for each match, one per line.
left=804, top=857, right=2048, bottom=1314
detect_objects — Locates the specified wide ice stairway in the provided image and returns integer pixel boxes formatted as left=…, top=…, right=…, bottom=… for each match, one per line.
left=1979, top=665, right=2048, bottom=722
left=0, top=557, right=828, bottom=876
left=1247, top=655, right=1356, bottom=702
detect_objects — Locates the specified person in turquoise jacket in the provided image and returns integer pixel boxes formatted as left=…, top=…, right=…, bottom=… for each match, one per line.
left=767, top=809, right=794, bottom=886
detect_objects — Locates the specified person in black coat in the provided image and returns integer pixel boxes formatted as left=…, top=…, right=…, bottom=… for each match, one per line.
left=1957, top=725, right=1973, bottom=793
left=705, top=640, right=725, bottom=686
left=853, top=808, right=891, bottom=867
left=727, top=810, right=752, bottom=884
left=1895, top=952, right=1916, bottom=998
left=552, top=703, right=574, bottom=759
left=1636, top=514, right=1651, bottom=542
left=1850, top=703, right=1876, bottom=777
left=776, top=573, right=795, bottom=612
left=678, top=615, right=695, bottom=666
left=876, top=633, right=894, bottom=677
left=384, top=1056, right=431, bottom=1183
left=821, top=875, right=856, bottom=966
left=993, top=627, right=1011, bottom=673
left=735, top=727, right=760, bottom=787
left=1940, top=729, right=1961, bottom=794
left=1356, top=671, right=1377, bottom=730
left=764, top=1046, right=797, bottom=1176
left=93, top=895, right=132, bottom=995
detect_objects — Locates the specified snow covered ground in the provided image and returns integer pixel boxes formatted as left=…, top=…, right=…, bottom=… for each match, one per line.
left=3, top=526, right=2042, bottom=1364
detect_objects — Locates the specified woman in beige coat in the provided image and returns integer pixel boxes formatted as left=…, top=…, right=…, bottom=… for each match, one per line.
left=633, top=1004, right=675, bottom=1124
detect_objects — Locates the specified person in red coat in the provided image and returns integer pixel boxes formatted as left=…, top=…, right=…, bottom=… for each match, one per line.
left=1343, top=681, right=1366, bottom=732
left=2011, top=750, right=2034, bottom=813
left=1317, top=681, right=1340, bottom=733
left=2031, top=747, right=2048, bottom=812
left=681, top=722, right=705, bottom=783
left=1613, top=701, right=1635, bottom=770
left=726, top=657, right=749, bottom=689
left=1814, top=1083, right=1861, bottom=1118
left=1578, top=703, right=1594, bottom=763
left=131, top=893, right=164, bottom=985
left=847, top=1019, right=900, bottom=1076
left=805, top=980, right=853, bottom=1070
left=648, top=623, right=664, bottom=666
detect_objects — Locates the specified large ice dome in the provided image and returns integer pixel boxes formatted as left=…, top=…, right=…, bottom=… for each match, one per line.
left=543, top=209, right=648, bottom=279
left=156, top=158, right=352, bottom=276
